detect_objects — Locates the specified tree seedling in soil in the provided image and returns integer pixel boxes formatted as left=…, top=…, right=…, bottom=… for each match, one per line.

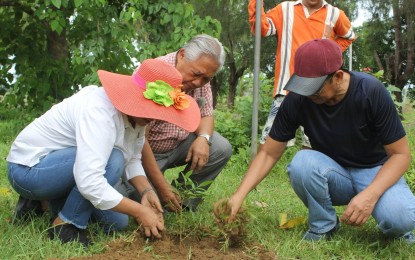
left=171, top=170, right=212, bottom=248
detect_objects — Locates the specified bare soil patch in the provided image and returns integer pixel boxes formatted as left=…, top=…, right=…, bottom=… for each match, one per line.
left=71, top=200, right=276, bottom=259
left=72, top=232, right=276, bottom=260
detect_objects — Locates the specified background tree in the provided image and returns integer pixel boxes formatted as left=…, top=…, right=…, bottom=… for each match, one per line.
left=1, top=0, right=411, bottom=111
left=358, top=0, right=415, bottom=100
left=0, top=0, right=220, bottom=109
left=191, top=0, right=277, bottom=108
left=192, top=0, right=249, bottom=107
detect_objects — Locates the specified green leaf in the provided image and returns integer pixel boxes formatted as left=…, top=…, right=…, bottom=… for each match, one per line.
left=374, top=70, right=384, bottom=78
left=198, top=180, right=213, bottom=188
left=50, top=20, right=63, bottom=34
left=161, top=14, right=171, bottom=25
left=51, top=0, right=61, bottom=8
left=167, top=3, right=175, bottom=13
left=74, top=0, right=83, bottom=8
left=387, top=85, right=401, bottom=92
left=172, top=14, right=181, bottom=27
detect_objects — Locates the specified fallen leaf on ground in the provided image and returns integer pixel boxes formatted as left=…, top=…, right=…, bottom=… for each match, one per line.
left=279, top=213, right=306, bottom=229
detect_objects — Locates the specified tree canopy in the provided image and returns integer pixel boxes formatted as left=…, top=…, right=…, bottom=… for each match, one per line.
left=356, top=0, right=414, bottom=94
left=0, top=0, right=221, bottom=109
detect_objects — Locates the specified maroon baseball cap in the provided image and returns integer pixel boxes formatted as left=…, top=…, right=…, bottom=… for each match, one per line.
left=283, top=39, right=343, bottom=96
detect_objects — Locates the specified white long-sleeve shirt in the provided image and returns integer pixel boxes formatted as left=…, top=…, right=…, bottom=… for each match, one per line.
left=7, top=86, right=146, bottom=210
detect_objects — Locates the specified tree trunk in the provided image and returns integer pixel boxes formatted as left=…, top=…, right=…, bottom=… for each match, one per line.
left=47, top=28, right=68, bottom=60
left=210, top=76, right=219, bottom=109
left=398, top=9, right=414, bottom=89
left=390, top=0, right=414, bottom=102
left=392, top=1, right=402, bottom=87
left=226, top=34, right=248, bottom=108
left=46, top=23, right=68, bottom=100
left=227, top=35, right=237, bottom=108
left=373, top=50, right=384, bottom=70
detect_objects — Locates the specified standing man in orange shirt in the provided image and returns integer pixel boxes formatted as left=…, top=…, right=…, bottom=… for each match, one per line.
left=249, top=0, right=356, bottom=146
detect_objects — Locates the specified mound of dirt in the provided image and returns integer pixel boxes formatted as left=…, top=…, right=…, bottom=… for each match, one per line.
left=72, top=233, right=276, bottom=260
left=213, top=198, right=249, bottom=248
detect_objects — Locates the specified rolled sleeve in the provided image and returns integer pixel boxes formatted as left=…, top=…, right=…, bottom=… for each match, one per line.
left=125, top=158, right=146, bottom=180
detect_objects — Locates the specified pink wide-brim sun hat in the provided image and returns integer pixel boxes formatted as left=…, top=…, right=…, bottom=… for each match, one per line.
left=97, top=59, right=201, bottom=132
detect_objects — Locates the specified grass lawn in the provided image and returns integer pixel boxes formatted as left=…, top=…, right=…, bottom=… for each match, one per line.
left=1, top=103, right=415, bottom=259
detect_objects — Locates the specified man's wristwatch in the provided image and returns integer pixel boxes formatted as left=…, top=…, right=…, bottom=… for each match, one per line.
left=198, top=133, right=212, bottom=146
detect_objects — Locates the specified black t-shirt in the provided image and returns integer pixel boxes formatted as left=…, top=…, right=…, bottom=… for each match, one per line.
left=269, top=71, right=406, bottom=168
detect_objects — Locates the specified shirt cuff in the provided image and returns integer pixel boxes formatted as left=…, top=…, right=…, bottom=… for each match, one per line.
left=90, top=185, right=123, bottom=210
left=125, top=163, right=146, bottom=180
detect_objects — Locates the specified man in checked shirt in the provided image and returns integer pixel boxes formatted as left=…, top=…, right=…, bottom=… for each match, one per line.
left=117, top=34, right=232, bottom=212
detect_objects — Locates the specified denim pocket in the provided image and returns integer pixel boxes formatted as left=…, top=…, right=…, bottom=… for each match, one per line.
left=7, top=163, right=34, bottom=199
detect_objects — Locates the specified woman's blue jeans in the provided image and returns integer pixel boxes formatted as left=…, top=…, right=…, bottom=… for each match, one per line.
left=287, top=150, right=415, bottom=237
left=7, top=147, right=128, bottom=232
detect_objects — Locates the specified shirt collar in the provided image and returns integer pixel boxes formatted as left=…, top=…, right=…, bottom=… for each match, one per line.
left=123, top=114, right=147, bottom=137
left=294, top=0, right=328, bottom=8
left=123, top=114, right=135, bottom=129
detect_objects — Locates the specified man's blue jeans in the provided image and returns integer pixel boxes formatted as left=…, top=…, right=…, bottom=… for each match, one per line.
left=7, top=147, right=128, bottom=232
left=287, top=150, right=415, bottom=237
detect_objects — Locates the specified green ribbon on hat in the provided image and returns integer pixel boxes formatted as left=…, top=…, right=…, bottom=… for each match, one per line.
left=143, top=80, right=174, bottom=107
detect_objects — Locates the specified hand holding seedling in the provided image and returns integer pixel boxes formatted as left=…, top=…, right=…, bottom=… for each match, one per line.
left=158, top=187, right=182, bottom=212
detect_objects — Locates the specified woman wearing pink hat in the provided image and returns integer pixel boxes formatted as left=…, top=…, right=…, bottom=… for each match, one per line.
left=6, top=59, right=201, bottom=247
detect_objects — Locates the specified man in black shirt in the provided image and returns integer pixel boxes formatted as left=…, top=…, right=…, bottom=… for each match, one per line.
left=226, top=39, right=415, bottom=243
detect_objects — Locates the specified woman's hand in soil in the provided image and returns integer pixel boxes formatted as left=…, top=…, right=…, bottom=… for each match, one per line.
left=136, top=206, right=165, bottom=238
left=141, top=189, right=164, bottom=214
left=113, top=197, right=164, bottom=238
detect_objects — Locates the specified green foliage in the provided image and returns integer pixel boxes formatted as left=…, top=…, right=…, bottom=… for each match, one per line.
left=0, top=102, right=40, bottom=143
left=330, top=0, right=358, bottom=21
left=0, top=1, right=221, bottom=109
left=171, top=170, right=213, bottom=247
left=215, top=73, right=274, bottom=151
left=406, top=87, right=415, bottom=107
left=172, top=171, right=213, bottom=203
left=353, top=18, right=394, bottom=72
left=404, top=129, right=415, bottom=191
left=214, top=102, right=251, bottom=150
left=355, top=0, right=414, bottom=90
left=362, top=69, right=403, bottom=115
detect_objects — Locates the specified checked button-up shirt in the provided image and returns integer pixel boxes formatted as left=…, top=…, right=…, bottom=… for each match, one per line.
left=147, top=51, right=213, bottom=154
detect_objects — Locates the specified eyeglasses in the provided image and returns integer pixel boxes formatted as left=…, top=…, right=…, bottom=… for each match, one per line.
left=191, top=71, right=213, bottom=86
left=311, top=84, right=326, bottom=97
left=311, top=74, right=334, bottom=97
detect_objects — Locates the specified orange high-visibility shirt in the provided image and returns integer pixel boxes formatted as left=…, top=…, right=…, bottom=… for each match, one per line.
left=248, top=0, right=356, bottom=96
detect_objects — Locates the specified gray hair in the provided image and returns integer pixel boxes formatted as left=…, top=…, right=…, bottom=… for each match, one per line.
left=182, top=34, right=225, bottom=70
